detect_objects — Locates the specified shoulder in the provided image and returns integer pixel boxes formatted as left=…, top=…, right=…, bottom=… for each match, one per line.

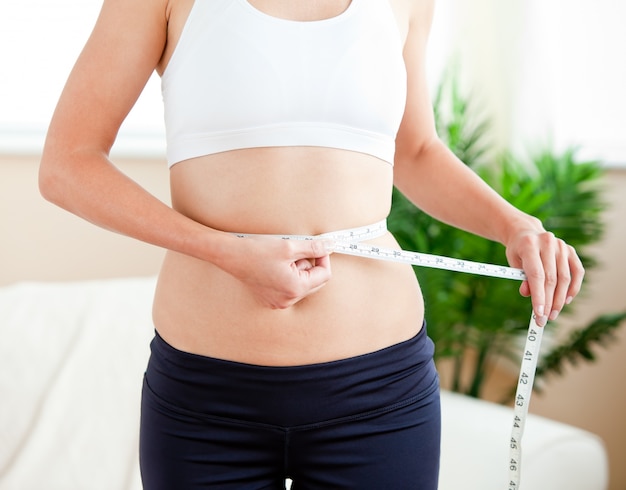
left=91, top=0, right=169, bottom=44
left=43, top=0, right=170, bottom=153
left=96, top=0, right=169, bottom=24
left=389, top=0, right=434, bottom=23
left=392, top=0, right=439, bottom=159
left=407, top=0, right=435, bottom=40
left=81, top=0, right=170, bottom=73
left=388, top=0, right=435, bottom=48
left=159, top=0, right=195, bottom=73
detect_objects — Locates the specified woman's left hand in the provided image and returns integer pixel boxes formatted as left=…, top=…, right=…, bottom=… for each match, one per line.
left=505, top=229, right=585, bottom=327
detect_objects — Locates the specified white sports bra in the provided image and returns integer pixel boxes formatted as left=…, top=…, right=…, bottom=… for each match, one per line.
left=162, top=0, right=407, bottom=167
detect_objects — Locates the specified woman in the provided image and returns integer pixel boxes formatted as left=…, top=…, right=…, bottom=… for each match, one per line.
left=39, top=0, right=584, bottom=488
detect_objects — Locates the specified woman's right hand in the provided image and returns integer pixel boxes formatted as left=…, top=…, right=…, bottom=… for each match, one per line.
left=215, top=235, right=334, bottom=309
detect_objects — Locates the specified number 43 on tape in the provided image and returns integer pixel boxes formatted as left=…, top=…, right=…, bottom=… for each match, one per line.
left=331, top=241, right=543, bottom=490
left=241, top=225, right=545, bottom=489
left=508, top=318, right=543, bottom=489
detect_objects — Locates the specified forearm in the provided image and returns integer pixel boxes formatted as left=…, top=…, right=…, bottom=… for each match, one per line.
left=393, top=139, right=544, bottom=247
left=39, top=148, right=334, bottom=309
left=39, top=148, right=230, bottom=264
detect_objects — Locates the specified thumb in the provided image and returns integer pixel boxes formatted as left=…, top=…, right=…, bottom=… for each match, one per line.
left=291, top=239, right=335, bottom=260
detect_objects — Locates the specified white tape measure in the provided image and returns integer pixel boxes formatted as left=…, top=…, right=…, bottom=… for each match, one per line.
left=508, top=315, right=542, bottom=490
left=236, top=220, right=542, bottom=489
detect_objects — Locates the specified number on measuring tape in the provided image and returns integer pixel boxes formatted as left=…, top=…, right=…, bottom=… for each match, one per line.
left=330, top=240, right=540, bottom=490
left=236, top=222, right=540, bottom=489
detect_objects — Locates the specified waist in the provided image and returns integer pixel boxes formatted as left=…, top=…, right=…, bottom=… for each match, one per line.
left=231, top=219, right=388, bottom=242
left=154, top=184, right=423, bottom=364
left=154, top=227, right=424, bottom=365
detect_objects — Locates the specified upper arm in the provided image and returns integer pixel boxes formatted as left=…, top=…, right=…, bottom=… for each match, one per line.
left=44, top=0, right=169, bottom=158
left=394, top=0, right=438, bottom=168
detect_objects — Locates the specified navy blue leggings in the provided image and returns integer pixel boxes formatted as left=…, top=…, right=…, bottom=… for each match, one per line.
left=140, top=324, right=440, bottom=489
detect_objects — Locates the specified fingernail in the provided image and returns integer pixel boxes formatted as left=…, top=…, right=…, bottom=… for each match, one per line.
left=566, top=296, right=573, bottom=305
left=534, top=306, right=546, bottom=326
left=549, top=310, right=559, bottom=321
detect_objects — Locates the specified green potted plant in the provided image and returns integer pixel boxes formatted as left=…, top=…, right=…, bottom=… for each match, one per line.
left=388, top=68, right=626, bottom=400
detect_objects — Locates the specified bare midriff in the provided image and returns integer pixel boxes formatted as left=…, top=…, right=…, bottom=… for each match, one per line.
left=152, top=146, right=424, bottom=366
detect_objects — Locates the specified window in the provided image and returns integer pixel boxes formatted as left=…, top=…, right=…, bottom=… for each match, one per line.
left=0, top=0, right=165, bottom=158
left=434, top=0, right=626, bottom=167
left=2, top=0, right=624, bottom=165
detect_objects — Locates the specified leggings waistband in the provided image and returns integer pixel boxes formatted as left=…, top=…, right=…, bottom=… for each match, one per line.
left=145, top=323, right=437, bottom=428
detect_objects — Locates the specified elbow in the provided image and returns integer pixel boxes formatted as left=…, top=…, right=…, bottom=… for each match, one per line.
left=395, top=134, right=443, bottom=166
left=39, top=143, right=108, bottom=213
left=38, top=153, right=63, bottom=205
left=38, top=120, right=111, bottom=207
left=393, top=134, right=444, bottom=185
left=38, top=142, right=79, bottom=208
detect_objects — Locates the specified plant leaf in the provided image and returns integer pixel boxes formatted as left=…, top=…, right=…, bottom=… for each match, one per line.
left=536, top=312, right=626, bottom=381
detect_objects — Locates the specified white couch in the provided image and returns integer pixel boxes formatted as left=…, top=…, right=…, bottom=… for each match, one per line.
left=0, top=277, right=608, bottom=489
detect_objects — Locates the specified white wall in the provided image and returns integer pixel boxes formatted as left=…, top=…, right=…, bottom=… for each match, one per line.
left=430, top=0, right=626, bottom=165
left=0, top=0, right=165, bottom=157
left=3, top=0, right=624, bottom=164
left=428, top=4, right=626, bottom=489
left=2, top=1, right=626, bottom=488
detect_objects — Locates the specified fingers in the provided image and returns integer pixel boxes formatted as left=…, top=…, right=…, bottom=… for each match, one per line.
left=510, top=231, right=585, bottom=327
left=526, top=233, right=554, bottom=325
left=566, top=244, right=585, bottom=303
left=263, top=264, right=330, bottom=310
left=289, top=241, right=333, bottom=285
left=291, top=239, right=336, bottom=260
left=249, top=238, right=334, bottom=310
left=294, top=253, right=332, bottom=297
left=548, top=239, right=574, bottom=320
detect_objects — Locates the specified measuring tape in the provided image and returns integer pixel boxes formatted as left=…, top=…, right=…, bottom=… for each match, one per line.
left=236, top=220, right=542, bottom=489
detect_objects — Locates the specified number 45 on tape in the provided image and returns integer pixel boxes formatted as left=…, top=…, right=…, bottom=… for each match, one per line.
left=331, top=241, right=543, bottom=490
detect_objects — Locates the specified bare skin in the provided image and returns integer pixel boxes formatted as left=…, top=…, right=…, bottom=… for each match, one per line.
left=39, top=0, right=584, bottom=366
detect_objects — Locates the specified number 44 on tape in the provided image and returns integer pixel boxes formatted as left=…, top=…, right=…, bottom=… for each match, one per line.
left=508, top=318, right=544, bottom=489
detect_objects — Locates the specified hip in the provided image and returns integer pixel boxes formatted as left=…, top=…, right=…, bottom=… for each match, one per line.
left=143, top=321, right=438, bottom=428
